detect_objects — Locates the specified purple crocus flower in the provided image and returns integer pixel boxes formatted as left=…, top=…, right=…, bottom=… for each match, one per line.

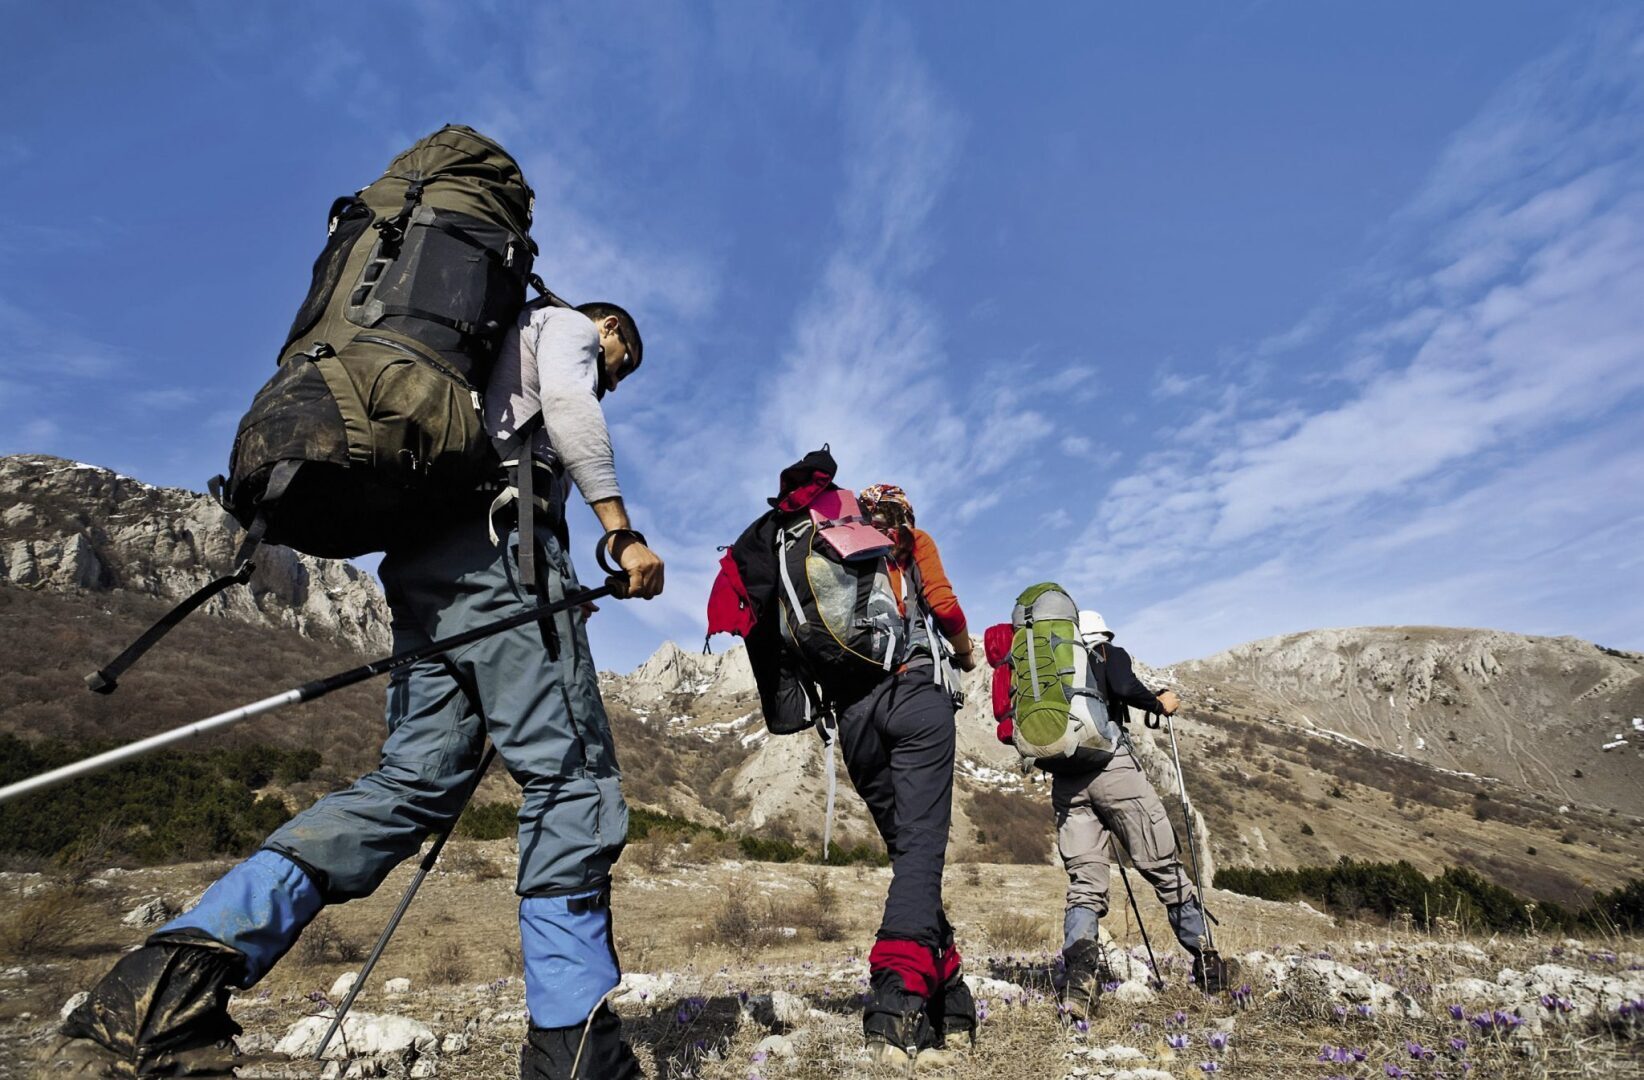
left=1356, top=1004, right=1375, bottom=1018
left=1075, top=1019, right=1089, bottom=1034
left=1384, top=1065, right=1410, bottom=1078
left=1406, top=1041, right=1433, bottom=1061
left=1448, top=1004, right=1465, bottom=1020
left=1333, top=1005, right=1348, bottom=1019
left=1207, top=1031, right=1230, bottom=1051
left=1171, top=1010, right=1188, bottom=1027
left=1168, top=1034, right=1190, bottom=1050
left=1448, top=1037, right=1468, bottom=1053
left=1198, top=1064, right=1220, bottom=1073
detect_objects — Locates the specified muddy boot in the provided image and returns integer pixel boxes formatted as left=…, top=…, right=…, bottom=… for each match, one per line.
left=54, top=936, right=246, bottom=1076
left=1191, top=950, right=1233, bottom=994
left=520, top=1005, right=641, bottom=1079
left=1060, top=937, right=1105, bottom=1019
left=1167, top=899, right=1229, bottom=993
left=864, top=969, right=939, bottom=1069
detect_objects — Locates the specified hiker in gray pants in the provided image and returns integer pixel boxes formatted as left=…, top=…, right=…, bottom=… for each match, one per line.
left=58, top=302, right=664, bottom=1080
left=1052, top=612, right=1213, bottom=1012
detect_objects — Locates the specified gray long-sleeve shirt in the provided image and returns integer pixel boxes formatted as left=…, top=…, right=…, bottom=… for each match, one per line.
left=485, top=305, right=622, bottom=508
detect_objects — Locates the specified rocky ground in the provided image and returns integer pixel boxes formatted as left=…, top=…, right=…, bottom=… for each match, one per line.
left=3, top=844, right=1641, bottom=1078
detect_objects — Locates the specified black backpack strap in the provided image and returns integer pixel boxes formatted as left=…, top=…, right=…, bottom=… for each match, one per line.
left=85, top=460, right=299, bottom=694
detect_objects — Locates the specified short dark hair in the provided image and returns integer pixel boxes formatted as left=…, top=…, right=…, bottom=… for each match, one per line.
left=576, top=301, right=643, bottom=373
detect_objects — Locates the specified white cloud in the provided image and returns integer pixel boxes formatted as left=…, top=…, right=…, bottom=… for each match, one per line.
left=1054, top=18, right=1644, bottom=658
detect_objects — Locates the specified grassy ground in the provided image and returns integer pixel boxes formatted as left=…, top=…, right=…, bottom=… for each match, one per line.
left=2, top=841, right=1641, bottom=1078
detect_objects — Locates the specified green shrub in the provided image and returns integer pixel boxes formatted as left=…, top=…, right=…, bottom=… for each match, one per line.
left=0, top=735, right=314, bottom=864
left=1215, top=856, right=1640, bottom=934
left=456, top=800, right=519, bottom=841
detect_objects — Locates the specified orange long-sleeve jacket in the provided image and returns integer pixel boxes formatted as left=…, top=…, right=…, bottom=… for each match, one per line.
left=887, top=527, right=967, bottom=638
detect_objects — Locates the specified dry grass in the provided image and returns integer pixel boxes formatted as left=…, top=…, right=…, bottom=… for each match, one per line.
left=0, top=882, right=99, bottom=962
left=440, top=843, right=506, bottom=882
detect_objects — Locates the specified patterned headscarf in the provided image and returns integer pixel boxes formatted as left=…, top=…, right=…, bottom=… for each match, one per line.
left=859, top=483, right=915, bottom=530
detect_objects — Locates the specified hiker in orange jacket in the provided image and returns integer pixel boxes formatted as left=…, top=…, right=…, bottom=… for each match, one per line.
left=848, top=483, right=976, bottom=1067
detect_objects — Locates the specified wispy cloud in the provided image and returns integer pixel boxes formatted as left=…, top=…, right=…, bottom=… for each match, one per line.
left=1056, top=17, right=1644, bottom=660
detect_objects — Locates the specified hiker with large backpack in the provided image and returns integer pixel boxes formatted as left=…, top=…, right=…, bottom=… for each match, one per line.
left=51, top=126, right=662, bottom=1080
left=983, top=591, right=1220, bottom=1019
left=705, top=456, right=977, bottom=1069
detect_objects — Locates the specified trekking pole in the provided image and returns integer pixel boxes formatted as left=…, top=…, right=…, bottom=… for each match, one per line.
left=314, top=743, right=498, bottom=1060
left=0, top=575, right=627, bottom=805
left=1110, top=835, right=1165, bottom=990
left=1164, top=713, right=1217, bottom=954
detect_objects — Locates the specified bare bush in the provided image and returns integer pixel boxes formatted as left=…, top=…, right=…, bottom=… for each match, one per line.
left=441, top=844, right=506, bottom=882
left=0, top=884, right=98, bottom=962
left=424, top=940, right=472, bottom=985
left=699, top=883, right=782, bottom=955
left=980, top=911, right=1054, bottom=954
left=295, top=914, right=362, bottom=968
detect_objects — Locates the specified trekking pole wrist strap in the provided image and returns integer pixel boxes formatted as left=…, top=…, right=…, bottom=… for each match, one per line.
left=596, top=528, right=647, bottom=576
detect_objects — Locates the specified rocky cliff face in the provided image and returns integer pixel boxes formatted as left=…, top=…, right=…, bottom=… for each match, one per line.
left=0, top=454, right=389, bottom=653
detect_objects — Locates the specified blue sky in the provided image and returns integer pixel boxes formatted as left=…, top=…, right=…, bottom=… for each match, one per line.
left=3, top=2, right=1641, bottom=672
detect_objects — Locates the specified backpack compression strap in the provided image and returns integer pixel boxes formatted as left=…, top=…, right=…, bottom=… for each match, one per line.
left=85, top=460, right=299, bottom=694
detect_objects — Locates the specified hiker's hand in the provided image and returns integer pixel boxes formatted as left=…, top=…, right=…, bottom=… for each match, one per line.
left=1157, top=689, right=1181, bottom=715
left=617, top=539, right=665, bottom=599
left=953, top=647, right=978, bottom=672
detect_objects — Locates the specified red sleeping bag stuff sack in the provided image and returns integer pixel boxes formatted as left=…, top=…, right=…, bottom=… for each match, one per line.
left=984, top=622, right=1015, bottom=744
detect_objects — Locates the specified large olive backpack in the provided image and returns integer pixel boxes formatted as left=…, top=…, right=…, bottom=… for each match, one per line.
left=89, top=125, right=547, bottom=692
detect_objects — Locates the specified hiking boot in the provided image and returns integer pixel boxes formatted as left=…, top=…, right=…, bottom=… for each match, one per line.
left=1060, top=937, right=1105, bottom=1019
left=1192, top=950, right=1233, bottom=994
left=57, top=938, right=246, bottom=1076
left=863, top=969, right=940, bottom=1068
left=925, top=968, right=976, bottom=1051
left=520, top=1005, right=642, bottom=1079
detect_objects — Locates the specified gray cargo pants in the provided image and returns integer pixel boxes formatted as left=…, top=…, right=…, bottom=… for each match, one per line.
left=264, top=506, right=627, bottom=900
left=1052, top=751, right=1195, bottom=922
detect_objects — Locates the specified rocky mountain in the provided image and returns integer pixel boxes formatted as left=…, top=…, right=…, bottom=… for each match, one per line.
left=1170, top=627, right=1644, bottom=818
left=0, top=454, right=388, bottom=653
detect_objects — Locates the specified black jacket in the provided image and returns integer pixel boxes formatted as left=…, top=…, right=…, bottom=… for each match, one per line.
left=1093, top=642, right=1166, bottom=725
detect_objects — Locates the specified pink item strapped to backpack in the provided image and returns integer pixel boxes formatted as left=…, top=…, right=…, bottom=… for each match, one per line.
left=808, top=488, right=896, bottom=562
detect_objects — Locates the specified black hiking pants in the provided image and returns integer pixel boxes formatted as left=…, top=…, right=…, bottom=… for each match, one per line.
left=835, top=666, right=957, bottom=949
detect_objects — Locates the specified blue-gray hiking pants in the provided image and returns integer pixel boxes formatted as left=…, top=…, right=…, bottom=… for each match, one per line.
left=263, top=510, right=628, bottom=900
left=157, top=506, right=630, bottom=1017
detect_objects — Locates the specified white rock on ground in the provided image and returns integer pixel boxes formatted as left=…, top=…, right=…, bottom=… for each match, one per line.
left=120, top=897, right=173, bottom=928
left=964, top=976, right=1028, bottom=1000
left=329, top=972, right=359, bottom=1001
left=744, top=990, right=808, bottom=1028
left=384, top=977, right=412, bottom=995
left=1496, top=963, right=1644, bottom=1020
left=754, top=1033, right=796, bottom=1059
left=612, top=972, right=676, bottom=1007
left=1242, top=952, right=1425, bottom=1018
left=274, top=1011, right=438, bottom=1062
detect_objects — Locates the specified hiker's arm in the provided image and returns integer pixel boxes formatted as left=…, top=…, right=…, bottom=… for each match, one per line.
left=1105, top=647, right=1168, bottom=714
left=589, top=497, right=664, bottom=599
left=911, top=530, right=975, bottom=669
left=533, top=311, right=621, bottom=505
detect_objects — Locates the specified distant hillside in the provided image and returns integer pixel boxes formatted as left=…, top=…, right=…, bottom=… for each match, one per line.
left=1, top=454, right=1638, bottom=904
left=1171, top=626, right=1644, bottom=817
